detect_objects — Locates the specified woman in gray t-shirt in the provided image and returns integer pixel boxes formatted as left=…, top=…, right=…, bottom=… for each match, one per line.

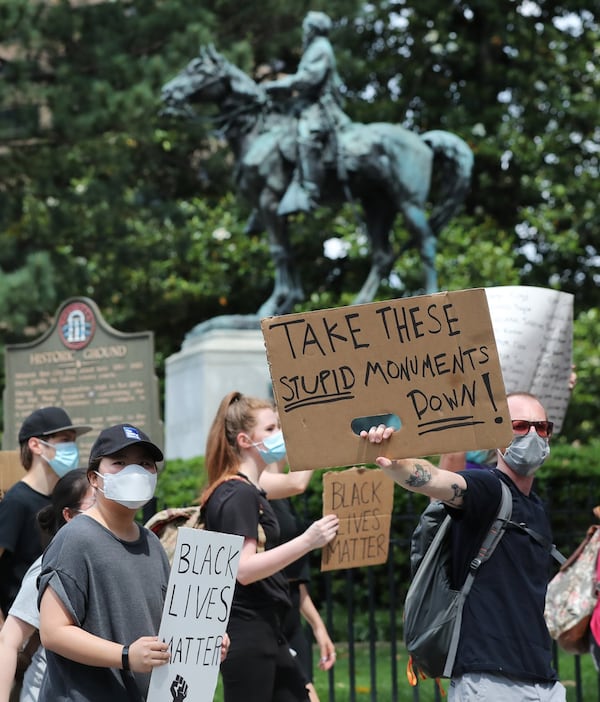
left=38, top=424, right=171, bottom=702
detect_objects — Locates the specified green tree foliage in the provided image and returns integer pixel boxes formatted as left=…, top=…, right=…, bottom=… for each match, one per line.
left=0, top=1, right=279, bottom=351
left=0, top=1, right=598, bottom=444
left=331, top=2, right=599, bottom=300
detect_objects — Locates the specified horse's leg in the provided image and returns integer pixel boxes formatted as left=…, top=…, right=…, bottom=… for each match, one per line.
left=353, top=199, right=397, bottom=305
left=400, top=202, right=438, bottom=293
left=257, top=190, right=304, bottom=318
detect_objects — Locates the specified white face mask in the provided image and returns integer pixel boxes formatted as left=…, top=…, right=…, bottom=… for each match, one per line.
left=95, top=464, right=157, bottom=510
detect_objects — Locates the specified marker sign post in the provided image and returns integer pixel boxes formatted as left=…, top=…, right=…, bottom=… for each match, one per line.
left=147, top=528, right=243, bottom=702
left=261, top=288, right=512, bottom=471
left=321, top=468, right=395, bottom=571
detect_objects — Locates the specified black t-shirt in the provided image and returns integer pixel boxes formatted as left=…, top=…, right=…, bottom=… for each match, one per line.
left=446, top=468, right=557, bottom=682
left=0, top=481, right=49, bottom=616
left=204, top=477, right=291, bottom=612
left=270, top=497, right=311, bottom=584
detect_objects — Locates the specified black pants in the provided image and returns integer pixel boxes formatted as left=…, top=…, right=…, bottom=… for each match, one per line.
left=222, top=606, right=309, bottom=702
left=282, top=582, right=312, bottom=686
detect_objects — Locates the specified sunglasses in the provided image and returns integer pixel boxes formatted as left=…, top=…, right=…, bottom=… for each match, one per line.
left=511, top=419, right=553, bottom=439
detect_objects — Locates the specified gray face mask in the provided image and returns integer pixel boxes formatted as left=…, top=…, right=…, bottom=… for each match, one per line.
left=501, top=433, right=550, bottom=477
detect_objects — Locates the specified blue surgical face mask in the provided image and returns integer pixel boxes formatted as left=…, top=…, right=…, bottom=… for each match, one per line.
left=253, top=430, right=287, bottom=464
left=40, top=439, right=80, bottom=477
left=465, top=449, right=496, bottom=466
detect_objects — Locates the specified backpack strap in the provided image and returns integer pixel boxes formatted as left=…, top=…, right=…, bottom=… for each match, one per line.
left=119, top=669, right=144, bottom=702
left=200, top=473, right=249, bottom=508
left=443, top=481, right=512, bottom=677
left=201, top=473, right=267, bottom=553
left=505, top=520, right=566, bottom=565
left=467, top=481, right=513, bottom=576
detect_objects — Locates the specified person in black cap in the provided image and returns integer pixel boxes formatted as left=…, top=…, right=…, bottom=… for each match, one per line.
left=0, top=407, right=91, bottom=627
left=37, top=423, right=192, bottom=702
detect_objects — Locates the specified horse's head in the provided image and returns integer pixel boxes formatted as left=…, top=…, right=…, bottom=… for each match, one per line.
left=161, top=45, right=264, bottom=117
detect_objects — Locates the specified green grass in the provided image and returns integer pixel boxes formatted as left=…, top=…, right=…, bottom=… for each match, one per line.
left=212, top=641, right=600, bottom=701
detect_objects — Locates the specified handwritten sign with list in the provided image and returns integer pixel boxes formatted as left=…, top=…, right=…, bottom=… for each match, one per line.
left=485, top=286, right=573, bottom=433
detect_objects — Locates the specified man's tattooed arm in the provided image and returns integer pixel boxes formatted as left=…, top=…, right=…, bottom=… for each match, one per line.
left=382, top=457, right=466, bottom=504
left=402, top=460, right=467, bottom=505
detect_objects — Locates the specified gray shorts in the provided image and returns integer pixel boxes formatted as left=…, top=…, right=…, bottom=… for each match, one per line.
left=449, top=672, right=566, bottom=701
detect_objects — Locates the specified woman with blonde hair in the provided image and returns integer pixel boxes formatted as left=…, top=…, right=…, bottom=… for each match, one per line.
left=202, top=391, right=339, bottom=702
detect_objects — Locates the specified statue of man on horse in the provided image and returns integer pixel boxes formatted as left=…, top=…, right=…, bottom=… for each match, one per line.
left=161, top=16, right=474, bottom=317
left=262, top=11, right=350, bottom=216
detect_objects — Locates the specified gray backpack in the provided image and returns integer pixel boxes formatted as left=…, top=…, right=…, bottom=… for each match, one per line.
left=403, top=481, right=512, bottom=679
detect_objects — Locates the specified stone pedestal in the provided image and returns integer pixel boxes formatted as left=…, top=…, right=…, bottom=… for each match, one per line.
left=164, top=328, right=271, bottom=460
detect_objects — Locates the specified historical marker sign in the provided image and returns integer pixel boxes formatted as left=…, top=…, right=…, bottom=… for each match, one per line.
left=3, top=298, right=162, bottom=458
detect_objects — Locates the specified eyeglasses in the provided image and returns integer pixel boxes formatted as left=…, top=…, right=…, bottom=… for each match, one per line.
left=511, top=419, right=554, bottom=439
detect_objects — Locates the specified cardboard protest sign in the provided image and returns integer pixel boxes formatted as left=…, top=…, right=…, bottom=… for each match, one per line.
left=321, top=468, right=395, bottom=571
left=147, top=528, right=243, bottom=702
left=0, top=451, right=24, bottom=500
left=485, top=286, right=573, bottom=433
left=261, top=288, right=512, bottom=471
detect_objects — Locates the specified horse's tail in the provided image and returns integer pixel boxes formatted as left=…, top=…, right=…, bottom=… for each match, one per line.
left=421, top=130, right=474, bottom=234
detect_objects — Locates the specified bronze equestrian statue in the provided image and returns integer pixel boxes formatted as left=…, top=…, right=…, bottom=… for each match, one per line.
left=162, top=14, right=474, bottom=318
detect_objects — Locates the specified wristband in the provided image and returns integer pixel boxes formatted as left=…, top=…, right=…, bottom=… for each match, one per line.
left=121, top=644, right=130, bottom=671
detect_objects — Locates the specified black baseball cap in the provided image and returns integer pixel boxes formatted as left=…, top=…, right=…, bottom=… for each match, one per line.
left=89, top=424, right=164, bottom=463
left=18, top=407, right=93, bottom=444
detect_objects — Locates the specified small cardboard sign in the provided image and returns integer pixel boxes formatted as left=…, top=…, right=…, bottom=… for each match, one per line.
left=0, top=451, right=24, bottom=500
left=261, top=288, right=512, bottom=470
left=147, top=528, right=243, bottom=702
left=485, top=286, right=574, bottom=433
left=321, top=468, right=395, bottom=571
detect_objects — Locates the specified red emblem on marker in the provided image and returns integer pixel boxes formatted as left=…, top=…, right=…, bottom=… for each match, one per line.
left=58, top=301, right=96, bottom=350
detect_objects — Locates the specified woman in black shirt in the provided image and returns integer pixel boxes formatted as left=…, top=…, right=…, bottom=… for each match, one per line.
left=202, top=391, right=339, bottom=702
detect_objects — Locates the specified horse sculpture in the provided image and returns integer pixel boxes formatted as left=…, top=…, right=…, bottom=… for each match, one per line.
left=162, top=46, right=474, bottom=318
